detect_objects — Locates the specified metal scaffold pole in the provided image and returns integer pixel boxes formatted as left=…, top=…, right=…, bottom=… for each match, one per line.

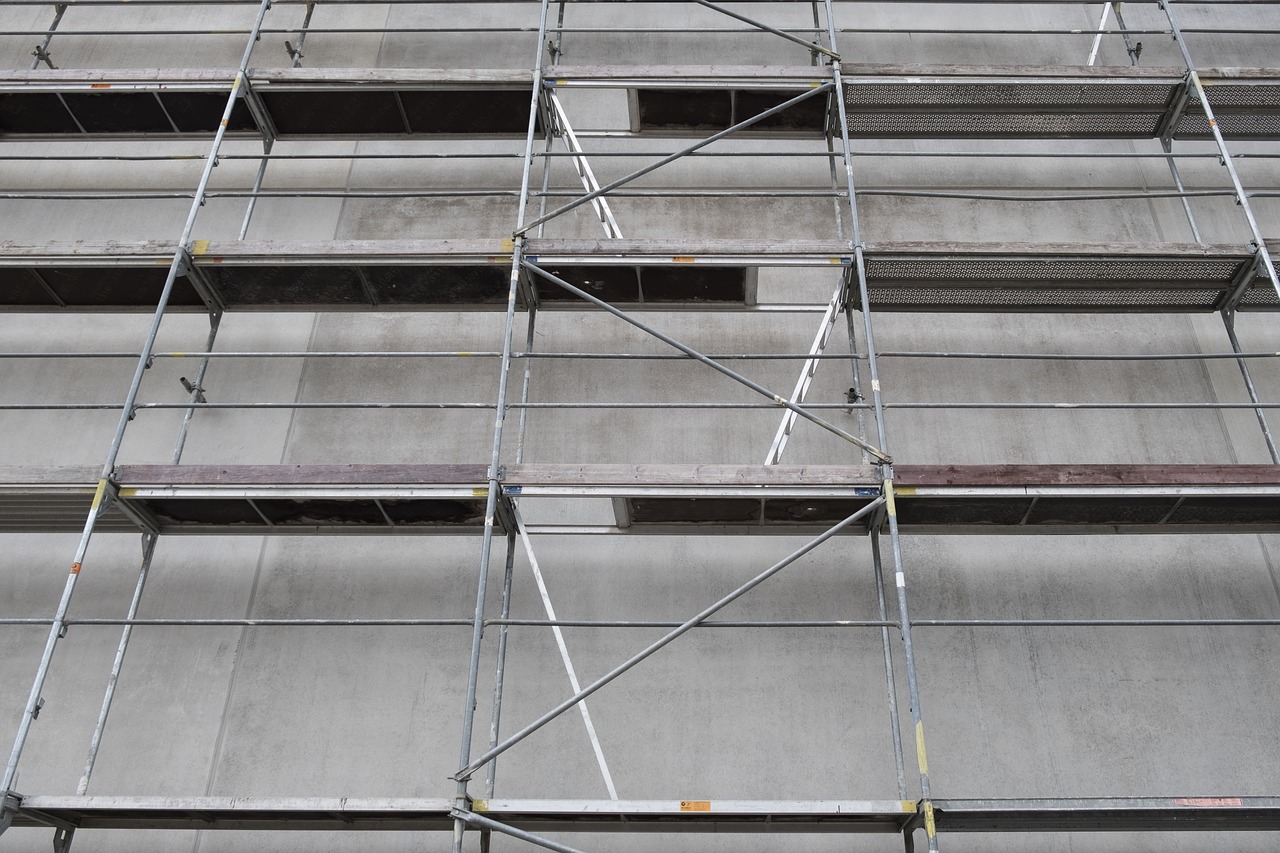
left=1158, top=0, right=1280, bottom=464
left=3, top=0, right=1280, bottom=847
left=823, top=0, right=936, bottom=848
left=0, top=0, right=275, bottom=816
left=453, top=3, right=552, bottom=852
left=77, top=311, right=224, bottom=796
left=1159, top=0, right=1280, bottom=302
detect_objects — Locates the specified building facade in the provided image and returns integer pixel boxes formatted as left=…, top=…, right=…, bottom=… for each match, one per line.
left=1, top=0, right=1279, bottom=850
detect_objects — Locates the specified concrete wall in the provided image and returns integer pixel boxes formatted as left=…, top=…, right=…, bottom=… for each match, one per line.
left=2, top=2, right=1280, bottom=851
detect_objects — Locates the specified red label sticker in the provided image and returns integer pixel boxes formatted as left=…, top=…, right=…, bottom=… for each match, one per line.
left=1174, top=798, right=1243, bottom=807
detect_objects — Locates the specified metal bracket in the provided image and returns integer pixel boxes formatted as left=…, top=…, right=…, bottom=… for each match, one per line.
left=516, top=264, right=539, bottom=312
left=1217, top=248, right=1264, bottom=314
left=239, top=78, right=279, bottom=147
left=842, top=263, right=866, bottom=311
left=1109, top=3, right=1143, bottom=65
left=1155, top=74, right=1193, bottom=142
left=494, top=493, right=518, bottom=534
left=285, top=1, right=315, bottom=67
left=0, top=790, right=20, bottom=837
left=93, top=481, right=116, bottom=520
left=178, top=249, right=228, bottom=316
left=179, top=376, right=208, bottom=404
left=29, top=3, right=67, bottom=71
left=845, top=386, right=863, bottom=412
left=102, top=480, right=163, bottom=536
left=30, top=44, right=56, bottom=69
left=52, top=826, right=75, bottom=853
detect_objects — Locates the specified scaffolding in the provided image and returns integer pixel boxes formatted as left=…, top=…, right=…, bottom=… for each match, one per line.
left=1, top=0, right=1279, bottom=850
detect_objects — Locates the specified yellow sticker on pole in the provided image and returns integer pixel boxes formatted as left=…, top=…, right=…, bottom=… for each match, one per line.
left=680, top=801, right=711, bottom=812
left=915, top=720, right=929, bottom=776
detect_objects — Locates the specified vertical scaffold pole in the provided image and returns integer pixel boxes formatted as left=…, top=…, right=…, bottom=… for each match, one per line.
left=823, top=1, right=937, bottom=848
left=1160, top=0, right=1280, bottom=464
left=453, top=3, right=552, bottom=851
left=76, top=533, right=158, bottom=795
left=871, top=530, right=908, bottom=799
left=516, top=0, right=564, bottom=462
left=77, top=311, right=224, bottom=795
left=1, top=0, right=276, bottom=803
left=483, top=530, right=519, bottom=799
left=1160, top=0, right=1280, bottom=301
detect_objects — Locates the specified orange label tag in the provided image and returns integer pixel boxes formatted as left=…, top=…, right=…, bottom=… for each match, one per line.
left=1174, top=798, right=1243, bottom=807
left=90, top=83, right=111, bottom=89
left=680, top=801, right=711, bottom=812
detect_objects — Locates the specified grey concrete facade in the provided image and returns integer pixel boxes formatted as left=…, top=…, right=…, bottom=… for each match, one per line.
left=1, top=1, right=1279, bottom=851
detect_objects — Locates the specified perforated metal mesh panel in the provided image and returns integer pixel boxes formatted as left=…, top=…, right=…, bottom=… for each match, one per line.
left=844, top=81, right=1177, bottom=107
left=1176, top=113, right=1280, bottom=138
left=864, top=256, right=1243, bottom=282
left=1204, top=83, right=1280, bottom=109
left=1236, top=279, right=1280, bottom=308
left=863, top=287, right=1224, bottom=311
left=846, top=112, right=1162, bottom=137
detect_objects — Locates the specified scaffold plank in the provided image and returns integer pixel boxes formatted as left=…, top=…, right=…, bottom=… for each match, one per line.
left=894, top=464, right=1280, bottom=533
left=933, top=797, right=1280, bottom=832
left=470, top=799, right=919, bottom=832
left=0, top=69, right=540, bottom=139
left=2, top=66, right=1277, bottom=140
left=11, top=796, right=457, bottom=831
left=9, top=795, right=916, bottom=833
left=2, top=240, right=1274, bottom=313
left=13, top=794, right=1280, bottom=834
left=857, top=241, right=1275, bottom=312
left=1, top=464, right=1278, bottom=535
left=841, top=65, right=1280, bottom=140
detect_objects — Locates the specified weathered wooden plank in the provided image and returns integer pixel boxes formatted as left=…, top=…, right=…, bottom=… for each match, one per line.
left=896, top=464, right=1280, bottom=487
left=115, top=464, right=491, bottom=486
left=505, top=463, right=880, bottom=486
left=2, top=65, right=1272, bottom=89
left=546, top=65, right=833, bottom=82
left=0, top=241, right=174, bottom=261
left=1, top=239, right=1257, bottom=266
left=0, top=69, right=238, bottom=86
left=862, top=241, right=1252, bottom=260
left=250, top=68, right=534, bottom=87
left=192, top=239, right=512, bottom=264
left=527, top=238, right=853, bottom=257
left=0, top=466, right=101, bottom=485
left=0, top=463, right=1270, bottom=492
